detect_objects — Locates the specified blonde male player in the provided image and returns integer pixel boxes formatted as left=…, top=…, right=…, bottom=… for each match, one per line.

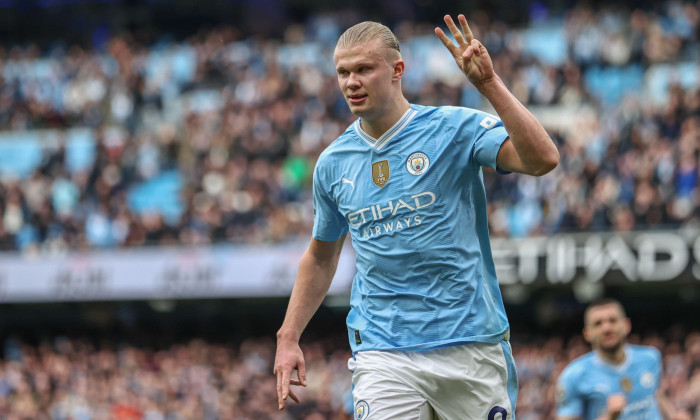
left=275, top=14, right=559, bottom=419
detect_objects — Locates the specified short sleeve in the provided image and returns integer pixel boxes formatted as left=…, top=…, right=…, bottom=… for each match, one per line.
left=311, top=160, right=349, bottom=241
left=556, top=368, right=584, bottom=418
left=470, top=111, right=510, bottom=174
left=652, top=348, right=663, bottom=389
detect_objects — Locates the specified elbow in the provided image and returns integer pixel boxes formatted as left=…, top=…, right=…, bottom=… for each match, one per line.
left=531, top=147, right=560, bottom=176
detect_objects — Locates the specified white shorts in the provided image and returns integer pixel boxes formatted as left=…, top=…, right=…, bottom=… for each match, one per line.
left=348, top=340, right=517, bottom=420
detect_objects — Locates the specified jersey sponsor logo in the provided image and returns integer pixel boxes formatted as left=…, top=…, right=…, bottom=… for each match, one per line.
left=622, top=396, right=654, bottom=415
left=347, top=191, right=436, bottom=227
left=406, top=152, right=429, bottom=176
left=372, top=160, right=389, bottom=187
left=355, top=400, right=370, bottom=419
left=640, top=371, right=655, bottom=388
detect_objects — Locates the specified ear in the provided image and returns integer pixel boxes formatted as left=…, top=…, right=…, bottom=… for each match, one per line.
left=623, top=317, right=631, bottom=336
left=392, top=60, right=405, bottom=82
left=583, top=326, right=590, bottom=344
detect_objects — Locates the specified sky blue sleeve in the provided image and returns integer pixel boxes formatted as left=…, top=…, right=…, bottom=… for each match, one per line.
left=470, top=111, right=510, bottom=174
left=652, top=348, right=662, bottom=390
left=311, top=160, right=349, bottom=242
left=556, top=367, right=584, bottom=418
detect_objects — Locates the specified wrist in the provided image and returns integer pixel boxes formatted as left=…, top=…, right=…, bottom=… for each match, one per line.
left=277, top=328, right=301, bottom=343
left=474, top=74, right=504, bottom=96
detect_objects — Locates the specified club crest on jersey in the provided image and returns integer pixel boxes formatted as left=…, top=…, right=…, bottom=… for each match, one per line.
left=406, top=152, right=429, bottom=176
left=355, top=400, right=370, bottom=419
left=372, top=160, right=390, bottom=187
left=620, top=377, right=633, bottom=394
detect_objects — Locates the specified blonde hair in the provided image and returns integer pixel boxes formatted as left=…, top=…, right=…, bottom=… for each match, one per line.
left=336, top=21, right=401, bottom=60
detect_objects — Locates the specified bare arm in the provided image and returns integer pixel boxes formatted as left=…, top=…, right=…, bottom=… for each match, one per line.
left=657, top=388, right=692, bottom=420
left=274, top=235, right=347, bottom=410
left=435, top=14, right=559, bottom=176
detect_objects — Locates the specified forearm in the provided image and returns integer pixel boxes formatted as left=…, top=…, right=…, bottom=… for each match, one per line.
left=477, top=75, right=559, bottom=174
left=657, top=390, right=688, bottom=420
left=277, top=246, right=340, bottom=342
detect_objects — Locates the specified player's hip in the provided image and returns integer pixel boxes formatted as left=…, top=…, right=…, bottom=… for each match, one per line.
left=348, top=339, right=518, bottom=420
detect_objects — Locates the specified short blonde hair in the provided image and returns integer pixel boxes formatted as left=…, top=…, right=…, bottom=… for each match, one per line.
left=336, top=21, right=401, bottom=60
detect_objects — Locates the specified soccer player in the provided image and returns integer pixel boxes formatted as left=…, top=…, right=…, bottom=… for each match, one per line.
left=556, top=298, right=691, bottom=420
left=274, top=14, right=559, bottom=419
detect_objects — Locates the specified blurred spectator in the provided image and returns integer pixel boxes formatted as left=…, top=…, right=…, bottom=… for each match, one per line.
left=0, top=330, right=698, bottom=419
left=1, top=1, right=700, bottom=251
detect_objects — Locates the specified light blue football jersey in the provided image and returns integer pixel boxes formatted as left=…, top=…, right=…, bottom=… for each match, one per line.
left=312, top=103, right=511, bottom=354
left=556, top=345, right=663, bottom=420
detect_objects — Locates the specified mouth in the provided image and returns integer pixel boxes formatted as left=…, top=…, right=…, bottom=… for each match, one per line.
left=348, top=94, right=367, bottom=104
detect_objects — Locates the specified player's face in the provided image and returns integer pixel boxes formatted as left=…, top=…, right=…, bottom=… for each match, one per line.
left=334, top=41, right=401, bottom=120
left=584, top=304, right=631, bottom=353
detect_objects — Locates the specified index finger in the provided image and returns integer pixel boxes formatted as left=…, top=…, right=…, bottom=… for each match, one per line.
left=276, top=367, right=291, bottom=409
left=458, top=14, right=474, bottom=43
left=434, top=27, right=458, bottom=56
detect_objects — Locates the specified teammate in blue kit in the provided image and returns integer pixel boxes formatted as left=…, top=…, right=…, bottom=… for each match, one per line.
left=556, top=298, right=690, bottom=420
left=275, top=14, right=559, bottom=419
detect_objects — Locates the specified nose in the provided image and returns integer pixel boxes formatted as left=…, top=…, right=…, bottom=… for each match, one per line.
left=346, top=72, right=361, bottom=89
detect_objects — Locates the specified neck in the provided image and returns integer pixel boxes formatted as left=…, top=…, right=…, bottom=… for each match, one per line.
left=360, top=97, right=410, bottom=139
left=597, top=345, right=627, bottom=365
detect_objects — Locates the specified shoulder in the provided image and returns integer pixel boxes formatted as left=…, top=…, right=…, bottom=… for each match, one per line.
left=421, top=104, right=501, bottom=130
left=420, top=104, right=479, bottom=120
left=628, top=344, right=662, bottom=365
left=315, top=125, right=356, bottom=170
left=560, top=352, right=595, bottom=384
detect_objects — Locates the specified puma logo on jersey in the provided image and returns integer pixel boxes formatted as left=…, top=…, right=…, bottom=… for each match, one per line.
left=341, top=177, right=355, bottom=189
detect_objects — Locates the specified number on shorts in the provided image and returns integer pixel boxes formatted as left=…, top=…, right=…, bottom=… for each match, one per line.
left=488, top=406, right=507, bottom=420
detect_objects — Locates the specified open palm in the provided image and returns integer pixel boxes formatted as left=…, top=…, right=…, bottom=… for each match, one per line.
left=434, top=14, right=496, bottom=88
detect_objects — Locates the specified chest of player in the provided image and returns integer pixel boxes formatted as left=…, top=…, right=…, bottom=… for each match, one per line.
left=581, top=369, right=658, bottom=418
left=332, top=146, right=453, bottom=233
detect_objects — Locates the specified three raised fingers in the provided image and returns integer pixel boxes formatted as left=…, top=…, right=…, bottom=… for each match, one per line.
left=435, top=14, right=476, bottom=58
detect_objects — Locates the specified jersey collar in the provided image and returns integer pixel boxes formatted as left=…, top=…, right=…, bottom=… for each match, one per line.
left=593, top=345, right=631, bottom=372
left=353, top=106, right=418, bottom=151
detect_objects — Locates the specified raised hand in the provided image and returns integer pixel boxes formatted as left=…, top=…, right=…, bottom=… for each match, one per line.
left=434, top=14, right=496, bottom=89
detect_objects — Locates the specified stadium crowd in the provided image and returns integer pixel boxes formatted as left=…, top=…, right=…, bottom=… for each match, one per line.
left=0, top=1, right=699, bottom=251
left=0, top=330, right=698, bottom=419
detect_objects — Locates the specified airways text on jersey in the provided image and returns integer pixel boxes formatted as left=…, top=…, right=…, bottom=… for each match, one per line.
left=346, top=191, right=436, bottom=240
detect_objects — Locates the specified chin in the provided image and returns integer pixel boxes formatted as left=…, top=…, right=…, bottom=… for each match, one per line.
left=600, top=341, right=624, bottom=353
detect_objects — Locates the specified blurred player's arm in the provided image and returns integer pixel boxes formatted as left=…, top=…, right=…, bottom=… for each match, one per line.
left=555, top=369, right=584, bottom=420
left=434, top=14, right=559, bottom=177
left=592, top=394, right=627, bottom=420
left=274, top=234, right=347, bottom=410
left=557, top=394, right=625, bottom=420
